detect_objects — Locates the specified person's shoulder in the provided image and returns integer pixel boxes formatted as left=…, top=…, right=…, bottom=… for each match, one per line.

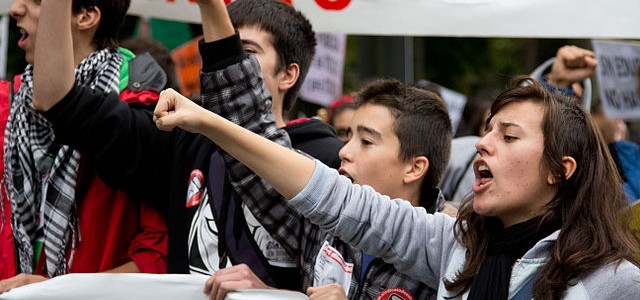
left=594, top=260, right=640, bottom=281
left=286, top=118, right=343, bottom=169
left=580, top=259, right=640, bottom=298
left=0, top=79, right=15, bottom=120
left=615, top=140, right=640, bottom=153
left=608, top=259, right=640, bottom=279
left=0, top=80, right=10, bottom=102
left=286, top=118, right=343, bottom=146
left=126, top=52, right=167, bottom=93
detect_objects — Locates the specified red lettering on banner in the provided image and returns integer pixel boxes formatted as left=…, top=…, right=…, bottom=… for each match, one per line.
left=314, top=0, right=351, bottom=10
left=161, top=0, right=298, bottom=8
left=164, top=0, right=232, bottom=3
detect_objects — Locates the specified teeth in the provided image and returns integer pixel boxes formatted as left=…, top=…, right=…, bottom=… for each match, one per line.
left=477, top=162, right=493, bottom=179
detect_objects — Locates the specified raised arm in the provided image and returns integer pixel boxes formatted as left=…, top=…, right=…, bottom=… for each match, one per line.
left=198, top=0, right=235, bottom=42
left=33, top=0, right=75, bottom=111
left=154, top=88, right=313, bottom=199
left=195, top=0, right=306, bottom=261
left=153, top=1, right=313, bottom=197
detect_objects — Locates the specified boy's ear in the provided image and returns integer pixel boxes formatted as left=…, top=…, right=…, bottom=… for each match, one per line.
left=75, top=6, right=101, bottom=31
left=404, top=156, right=429, bottom=185
left=278, top=63, right=300, bottom=92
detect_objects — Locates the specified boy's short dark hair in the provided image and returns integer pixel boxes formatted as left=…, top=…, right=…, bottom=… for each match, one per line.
left=72, top=0, right=131, bottom=49
left=228, top=0, right=316, bottom=113
left=355, top=79, right=452, bottom=188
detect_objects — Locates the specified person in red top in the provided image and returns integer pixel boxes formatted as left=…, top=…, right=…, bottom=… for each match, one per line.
left=0, top=0, right=167, bottom=292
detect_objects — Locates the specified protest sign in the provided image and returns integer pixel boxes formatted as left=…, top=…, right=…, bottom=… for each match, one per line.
left=300, top=33, right=347, bottom=107
left=593, top=40, right=640, bottom=119
left=171, top=37, right=202, bottom=98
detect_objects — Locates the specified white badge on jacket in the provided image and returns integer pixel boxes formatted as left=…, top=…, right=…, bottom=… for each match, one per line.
left=314, top=241, right=353, bottom=295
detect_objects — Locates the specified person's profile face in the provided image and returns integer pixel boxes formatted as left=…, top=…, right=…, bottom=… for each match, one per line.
left=332, top=108, right=355, bottom=142
left=10, top=0, right=42, bottom=64
left=338, top=103, right=409, bottom=199
left=472, top=100, right=555, bottom=227
left=237, top=25, right=282, bottom=107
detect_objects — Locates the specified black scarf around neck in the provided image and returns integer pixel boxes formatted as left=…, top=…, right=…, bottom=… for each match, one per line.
left=467, top=217, right=560, bottom=300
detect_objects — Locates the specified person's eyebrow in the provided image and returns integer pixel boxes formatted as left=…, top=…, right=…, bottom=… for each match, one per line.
left=356, top=125, right=382, bottom=139
left=497, top=121, right=521, bottom=131
left=241, top=39, right=264, bottom=52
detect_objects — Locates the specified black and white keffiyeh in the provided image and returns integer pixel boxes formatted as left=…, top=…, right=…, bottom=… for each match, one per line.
left=4, top=48, right=123, bottom=277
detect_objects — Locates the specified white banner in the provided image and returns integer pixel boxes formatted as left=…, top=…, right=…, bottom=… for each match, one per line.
left=0, top=273, right=309, bottom=300
left=0, top=273, right=210, bottom=300
left=592, top=40, right=640, bottom=120
left=300, top=33, right=347, bottom=107
left=0, top=0, right=637, bottom=38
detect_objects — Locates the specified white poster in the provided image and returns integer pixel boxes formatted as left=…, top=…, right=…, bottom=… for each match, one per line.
left=592, top=40, right=640, bottom=120
left=300, top=33, right=347, bottom=107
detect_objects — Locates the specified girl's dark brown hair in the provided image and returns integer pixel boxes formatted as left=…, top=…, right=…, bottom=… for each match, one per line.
left=444, top=76, right=640, bottom=299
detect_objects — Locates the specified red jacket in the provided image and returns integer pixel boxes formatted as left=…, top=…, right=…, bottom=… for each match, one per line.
left=0, top=57, right=168, bottom=278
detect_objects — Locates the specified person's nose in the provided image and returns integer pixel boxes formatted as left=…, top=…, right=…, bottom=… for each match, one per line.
left=9, top=0, right=26, bottom=21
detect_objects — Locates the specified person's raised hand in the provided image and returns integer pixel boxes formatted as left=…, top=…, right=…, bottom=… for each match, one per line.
left=196, top=0, right=235, bottom=43
left=547, top=45, right=598, bottom=88
left=154, top=88, right=208, bottom=133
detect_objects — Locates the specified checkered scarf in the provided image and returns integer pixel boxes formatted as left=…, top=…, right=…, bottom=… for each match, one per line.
left=4, top=48, right=122, bottom=277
